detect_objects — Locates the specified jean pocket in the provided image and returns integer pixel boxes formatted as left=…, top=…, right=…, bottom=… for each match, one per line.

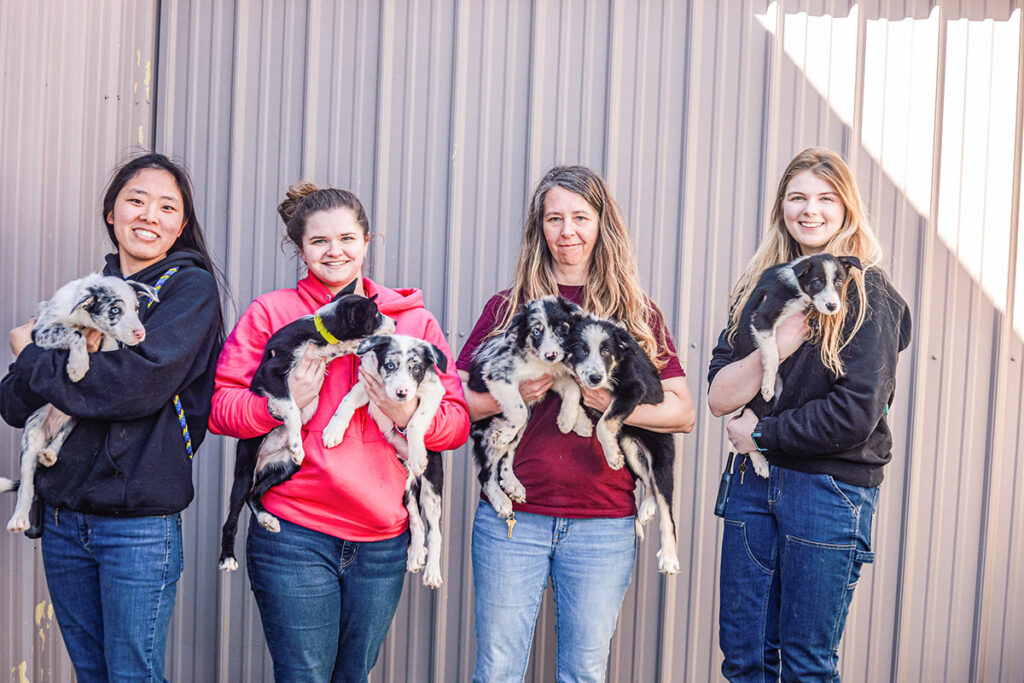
left=723, top=519, right=772, bottom=574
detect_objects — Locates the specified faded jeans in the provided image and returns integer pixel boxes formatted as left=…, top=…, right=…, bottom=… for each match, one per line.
left=471, top=504, right=636, bottom=683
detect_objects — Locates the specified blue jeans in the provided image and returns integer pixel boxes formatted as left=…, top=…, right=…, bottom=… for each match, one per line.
left=471, top=504, right=636, bottom=683
left=719, top=462, right=878, bottom=682
left=245, top=515, right=408, bottom=683
left=40, top=505, right=183, bottom=683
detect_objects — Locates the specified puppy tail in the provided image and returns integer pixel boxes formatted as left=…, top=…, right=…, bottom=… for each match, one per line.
left=0, top=477, right=19, bottom=492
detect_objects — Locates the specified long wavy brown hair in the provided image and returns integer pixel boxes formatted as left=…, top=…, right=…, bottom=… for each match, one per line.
left=493, top=165, right=668, bottom=367
left=727, top=147, right=883, bottom=375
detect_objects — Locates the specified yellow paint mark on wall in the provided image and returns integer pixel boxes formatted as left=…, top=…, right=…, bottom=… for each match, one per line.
left=137, top=49, right=141, bottom=66
left=12, top=660, right=30, bottom=683
left=145, top=60, right=152, bottom=102
left=138, top=126, right=145, bottom=145
left=35, top=599, right=55, bottom=653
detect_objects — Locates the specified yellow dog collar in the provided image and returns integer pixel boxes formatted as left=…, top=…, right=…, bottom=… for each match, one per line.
left=314, top=315, right=340, bottom=344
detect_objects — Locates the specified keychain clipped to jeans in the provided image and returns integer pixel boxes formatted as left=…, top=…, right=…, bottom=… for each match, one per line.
left=714, top=452, right=736, bottom=518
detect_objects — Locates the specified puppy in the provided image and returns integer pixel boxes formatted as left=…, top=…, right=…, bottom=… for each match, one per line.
left=733, top=253, right=860, bottom=477
left=566, top=315, right=679, bottom=574
left=322, top=334, right=448, bottom=587
left=217, top=294, right=394, bottom=571
left=249, top=294, right=396, bottom=465
left=467, top=295, right=589, bottom=518
left=2, top=274, right=156, bottom=532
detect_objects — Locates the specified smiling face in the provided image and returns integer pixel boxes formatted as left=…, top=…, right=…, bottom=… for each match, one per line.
left=106, top=168, right=187, bottom=275
left=300, top=207, right=370, bottom=295
left=782, top=170, right=846, bottom=256
left=542, top=186, right=599, bottom=284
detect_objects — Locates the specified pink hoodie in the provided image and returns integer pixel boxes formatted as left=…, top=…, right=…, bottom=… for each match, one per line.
left=210, top=275, right=469, bottom=541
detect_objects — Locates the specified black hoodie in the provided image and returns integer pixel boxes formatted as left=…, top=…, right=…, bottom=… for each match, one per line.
left=708, top=267, right=912, bottom=488
left=0, top=251, right=221, bottom=515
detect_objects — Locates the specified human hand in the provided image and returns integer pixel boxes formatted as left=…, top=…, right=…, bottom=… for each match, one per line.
left=9, top=319, right=34, bottom=357
left=579, top=385, right=612, bottom=413
left=726, top=408, right=759, bottom=454
left=518, top=376, right=554, bottom=404
left=81, top=327, right=104, bottom=353
left=287, top=343, right=327, bottom=411
left=360, top=366, right=418, bottom=429
left=776, top=312, right=810, bottom=361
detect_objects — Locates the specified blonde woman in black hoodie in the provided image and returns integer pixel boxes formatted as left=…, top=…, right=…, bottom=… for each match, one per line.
left=708, top=148, right=911, bottom=682
left=1, top=154, right=223, bottom=683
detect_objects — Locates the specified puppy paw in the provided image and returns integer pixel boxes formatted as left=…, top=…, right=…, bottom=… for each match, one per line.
left=407, top=545, right=427, bottom=572
left=488, top=492, right=514, bottom=519
left=556, top=409, right=575, bottom=434
left=422, top=565, right=443, bottom=589
left=489, top=425, right=518, bottom=449
left=66, top=361, right=87, bottom=383
left=749, top=452, right=770, bottom=479
left=7, top=514, right=29, bottom=533
left=37, top=449, right=57, bottom=467
left=500, top=473, right=527, bottom=504
left=256, top=512, right=281, bottom=533
left=218, top=557, right=239, bottom=572
left=289, top=443, right=305, bottom=466
left=572, top=413, right=593, bottom=438
left=637, top=497, right=657, bottom=525
left=634, top=518, right=646, bottom=540
left=657, top=548, right=680, bottom=575
left=760, top=382, right=775, bottom=402
left=321, top=421, right=346, bottom=449
left=605, top=449, right=625, bottom=471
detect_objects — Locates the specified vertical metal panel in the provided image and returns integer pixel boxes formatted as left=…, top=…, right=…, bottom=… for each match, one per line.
left=3, top=1, right=1024, bottom=682
left=0, top=2, right=157, bottom=683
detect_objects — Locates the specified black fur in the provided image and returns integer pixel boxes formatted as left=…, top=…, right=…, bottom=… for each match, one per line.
left=217, top=294, right=394, bottom=571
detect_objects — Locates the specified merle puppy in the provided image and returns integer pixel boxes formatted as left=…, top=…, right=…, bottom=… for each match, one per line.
left=732, top=253, right=860, bottom=478
left=1, top=274, right=157, bottom=532
left=468, top=295, right=588, bottom=518
left=322, top=334, right=448, bottom=587
left=566, top=315, right=679, bottom=574
left=217, top=294, right=394, bottom=571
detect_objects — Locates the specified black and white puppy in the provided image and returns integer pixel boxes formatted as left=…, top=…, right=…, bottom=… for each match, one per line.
left=322, top=334, right=448, bottom=587
left=468, top=295, right=589, bottom=518
left=1, top=274, right=157, bottom=532
left=566, top=315, right=679, bottom=574
left=251, top=294, right=396, bottom=465
left=733, top=253, right=860, bottom=478
left=217, top=294, right=394, bottom=571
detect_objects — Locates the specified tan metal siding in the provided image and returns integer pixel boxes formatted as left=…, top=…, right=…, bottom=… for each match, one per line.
left=2, top=1, right=1023, bottom=681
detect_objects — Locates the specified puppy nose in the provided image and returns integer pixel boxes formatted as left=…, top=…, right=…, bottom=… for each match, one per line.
left=395, top=388, right=409, bottom=400
left=588, top=373, right=602, bottom=385
left=826, top=302, right=838, bottom=312
left=133, top=328, right=145, bottom=340
left=544, top=351, right=558, bottom=361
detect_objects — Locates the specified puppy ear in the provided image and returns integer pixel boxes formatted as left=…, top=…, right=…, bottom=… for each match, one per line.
left=837, top=255, right=862, bottom=272
left=128, top=280, right=160, bottom=304
left=793, top=257, right=814, bottom=278
left=357, top=335, right=389, bottom=356
left=73, top=290, right=98, bottom=312
left=427, top=343, right=448, bottom=373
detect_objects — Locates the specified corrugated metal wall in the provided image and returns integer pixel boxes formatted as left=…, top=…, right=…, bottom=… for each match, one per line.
left=2, top=0, right=1022, bottom=681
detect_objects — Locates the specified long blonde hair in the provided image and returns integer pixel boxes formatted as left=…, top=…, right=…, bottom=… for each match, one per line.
left=494, top=165, right=668, bottom=367
left=728, top=147, right=883, bottom=375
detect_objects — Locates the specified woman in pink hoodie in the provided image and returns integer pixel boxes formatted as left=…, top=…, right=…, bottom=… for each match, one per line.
left=210, top=182, right=469, bottom=682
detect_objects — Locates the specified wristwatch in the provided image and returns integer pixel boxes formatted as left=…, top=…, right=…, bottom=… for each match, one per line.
left=751, top=420, right=768, bottom=452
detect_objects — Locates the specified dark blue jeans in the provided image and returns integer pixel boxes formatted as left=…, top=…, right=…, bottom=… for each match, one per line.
left=40, top=505, right=183, bottom=683
left=246, top=515, right=409, bottom=683
left=719, top=462, right=878, bottom=682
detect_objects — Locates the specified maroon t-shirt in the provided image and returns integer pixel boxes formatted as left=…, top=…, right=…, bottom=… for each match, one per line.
left=456, top=284, right=685, bottom=518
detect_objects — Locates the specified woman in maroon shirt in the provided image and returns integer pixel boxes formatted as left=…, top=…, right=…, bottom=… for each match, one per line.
left=458, top=165, right=695, bottom=682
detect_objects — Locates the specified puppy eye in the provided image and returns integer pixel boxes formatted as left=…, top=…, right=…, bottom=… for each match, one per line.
left=531, top=328, right=542, bottom=337
left=600, top=348, right=610, bottom=357
left=385, top=362, right=396, bottom=371
left=110, top=306, right=121, bottom=315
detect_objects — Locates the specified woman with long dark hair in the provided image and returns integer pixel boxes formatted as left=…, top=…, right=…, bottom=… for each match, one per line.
left=0, top=153, right=225, bottom=682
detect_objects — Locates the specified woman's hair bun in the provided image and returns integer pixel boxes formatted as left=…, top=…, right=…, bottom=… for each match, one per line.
left=277, top=181, right=321, bottom=226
